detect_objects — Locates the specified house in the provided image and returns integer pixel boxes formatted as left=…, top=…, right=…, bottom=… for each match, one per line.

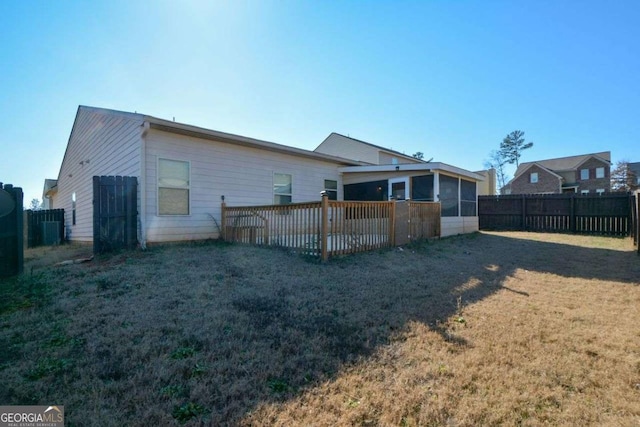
left=474, top=169, right=497, bottom=196
left=502, top=152, right=611, bottom=195
left=42, top=179, right=58, bottom=209
left=46, top=106, right=485, bottom=245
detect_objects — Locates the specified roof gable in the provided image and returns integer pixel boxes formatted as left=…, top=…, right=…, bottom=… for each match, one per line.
left=315, top=132, right=423, bottom=164
left=513, top=162, right=563, bottom=181
left=514, top=151, right=611, bottom=176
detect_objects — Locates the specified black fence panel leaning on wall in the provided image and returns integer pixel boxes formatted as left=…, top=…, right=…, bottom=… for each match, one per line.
left=479, top=193, right=633, bottom=236
left=25, top=209, right=65, bottom=247
left=0, top=183, right=24, bottom=278
left=93, top=176, right=138, bottom=254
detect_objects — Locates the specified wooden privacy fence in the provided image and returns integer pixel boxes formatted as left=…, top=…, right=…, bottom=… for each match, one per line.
left=25, top=209, right=65, bottom=247
left=479, top=193, right=633, bottom=236
left=222, top=195, right=441, bottom=261
left=0, top=183, right=23, bottom=278
left=93, top=176, right=138, bottom=254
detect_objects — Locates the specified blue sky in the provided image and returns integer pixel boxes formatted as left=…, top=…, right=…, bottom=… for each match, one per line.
left=1, top=0, right=638, bottom=203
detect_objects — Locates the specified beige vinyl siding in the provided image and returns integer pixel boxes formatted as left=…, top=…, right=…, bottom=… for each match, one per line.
left=316, top=133, right=420, bottom=165
left=315, top=134, right=379, bottom=164
left=378, top=151, right=422, bottom=165
left=144, top=129, right=343, bottom=242
left=53, top=107, right=143, bottom=241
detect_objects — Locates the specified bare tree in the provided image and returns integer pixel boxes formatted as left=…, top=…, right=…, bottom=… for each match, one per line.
left=610, top=160, right=638, bottom=192
left=484, top=150, right=509, bottom=193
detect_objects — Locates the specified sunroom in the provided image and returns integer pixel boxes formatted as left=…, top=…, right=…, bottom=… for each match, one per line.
left=340, top=162, right=484, bottom=237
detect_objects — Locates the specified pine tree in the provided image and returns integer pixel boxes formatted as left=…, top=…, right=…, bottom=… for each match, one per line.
left=499, top=130, right=533, bottom=168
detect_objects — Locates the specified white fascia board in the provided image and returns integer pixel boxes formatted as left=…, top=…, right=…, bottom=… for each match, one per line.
left=338, top=162, right=485, bottom=181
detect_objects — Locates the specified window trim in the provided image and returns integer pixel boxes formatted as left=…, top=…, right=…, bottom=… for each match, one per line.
left=595, top=167, right=605, bottom=179
left=324, top=179, right=338, bottom=201
left=273, top=172, right=293, bottom=205
left=580, top=168, right=589, bottom=180
left=581, top=190, right=589, bottom=195
left=596, top=188, right=605, bottom=195
left=388, top=177, right=409, bottom=201
left=157, top=157, right=191, bottom=216
left=530, top=172, right=538, bottom=183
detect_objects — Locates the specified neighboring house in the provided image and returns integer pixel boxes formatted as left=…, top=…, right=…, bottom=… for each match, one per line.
left=502, top=152, right=611, bottom=195
left=474, top=169, right=497, bottom=196
left=42, top=179, right=58, bottom=209
left=46, top=106, right=485, bottom=244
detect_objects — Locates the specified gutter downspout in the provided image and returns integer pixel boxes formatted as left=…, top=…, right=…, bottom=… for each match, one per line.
left=139, top=121, right=150, bottom=249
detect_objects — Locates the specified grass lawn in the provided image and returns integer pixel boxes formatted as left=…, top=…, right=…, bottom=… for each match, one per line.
left=1, top=232, right=639, bottom=426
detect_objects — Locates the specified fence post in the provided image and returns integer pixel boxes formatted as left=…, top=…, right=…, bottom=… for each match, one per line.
left=221, top=201, right=227, bottom=241
left=570, top=194, right=576, bottom=233
left=390, top=199, right=396, bottom=246
left=320, top=193, right=329, bottom=262
left=521, top=194, right=526, bottom=231
left=636, top=191, right=639, bottom=255
left=627, top=192, right=634, bottom=236
left=16, top=187, right=23, bottom=274
left=2, top=184, right=24, bottom=276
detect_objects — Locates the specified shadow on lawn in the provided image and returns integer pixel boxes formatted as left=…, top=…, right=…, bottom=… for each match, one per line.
left=2, top=232, right=638, bottom=425
left=215, top=232, right=639, bottom=424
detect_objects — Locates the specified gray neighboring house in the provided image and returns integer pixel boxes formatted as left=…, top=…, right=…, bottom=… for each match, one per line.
left=502, top=152, right=612, bottom=195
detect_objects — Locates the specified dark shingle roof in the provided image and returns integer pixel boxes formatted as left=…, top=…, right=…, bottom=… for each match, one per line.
left=514, top=151, right=611, bottom=176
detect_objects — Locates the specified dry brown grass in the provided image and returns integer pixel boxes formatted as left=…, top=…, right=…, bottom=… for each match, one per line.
left=0, top=232, right=638, bottom=426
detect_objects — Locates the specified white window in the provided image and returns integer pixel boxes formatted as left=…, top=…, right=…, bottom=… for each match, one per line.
left=158, top=158, right=190, bottom=215
left=581, top=190, right=589, bottom=195
left=324, top=179, right=338, bottom=200
left=530, top=172, right=538, bottom=183
left=274, top=173, right=292, bottom=205
left=596, top=167, right=605, bottom=178
left=596, top=189, right=605, bottom=195
left=391, top=157, right=399, bottom=165
left=580, top=169, right=589, bottom=180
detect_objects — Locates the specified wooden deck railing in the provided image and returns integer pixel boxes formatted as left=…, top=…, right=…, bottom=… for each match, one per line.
left=222, top=195, right=441, bottom=261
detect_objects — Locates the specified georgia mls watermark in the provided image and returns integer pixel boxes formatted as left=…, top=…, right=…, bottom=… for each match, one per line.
left=0, top=406, right=64, bottom=427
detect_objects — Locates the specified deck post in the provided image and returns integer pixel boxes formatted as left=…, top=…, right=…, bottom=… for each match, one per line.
left=221, top=201, right=227, bottom=241
left=320, top=193, right=329, bottom=261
